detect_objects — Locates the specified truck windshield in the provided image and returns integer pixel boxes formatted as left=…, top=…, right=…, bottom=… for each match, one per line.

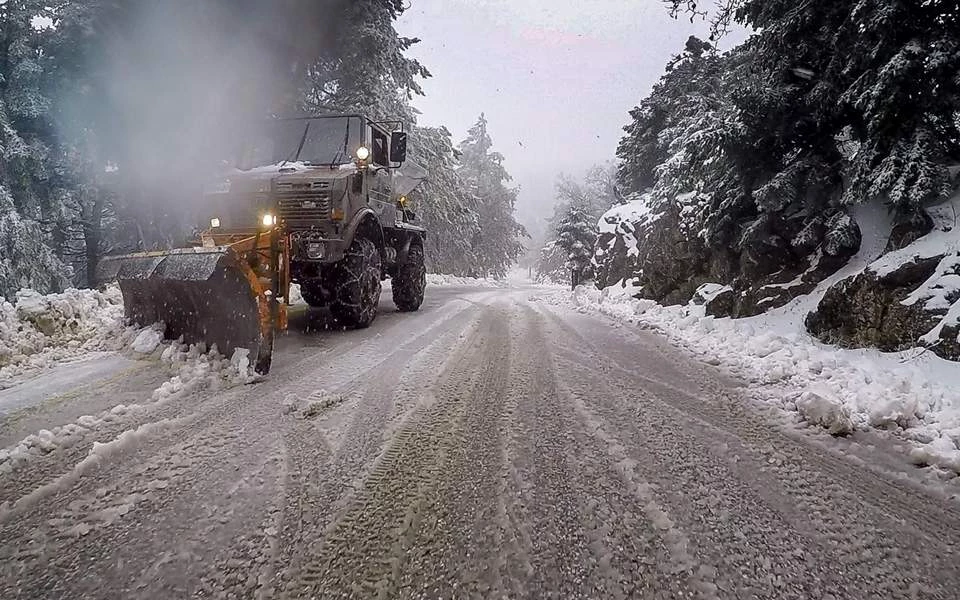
left=236, top=116, right=364, bottom=169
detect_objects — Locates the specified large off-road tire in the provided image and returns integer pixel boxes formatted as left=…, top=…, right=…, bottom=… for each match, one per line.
left=329, top=237, right=382, bottom=328
left=392, top=244, right=426, bottom=312
left=299, top=283, right=325, bottom=307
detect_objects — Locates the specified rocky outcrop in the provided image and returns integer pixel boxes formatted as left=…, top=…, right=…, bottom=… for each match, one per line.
left=594, top=197, right=711, bottom=305
left=594, top=186, right=960, bottom=360
left=806, top=254, right=960, bottom=358
left=594, top=193, right=862, bottom=313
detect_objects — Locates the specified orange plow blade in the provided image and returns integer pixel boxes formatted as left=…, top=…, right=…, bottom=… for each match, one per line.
left=96, top=247, right=275, bottom=374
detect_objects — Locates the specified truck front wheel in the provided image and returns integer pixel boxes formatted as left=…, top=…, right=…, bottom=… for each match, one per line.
left=392, top=244, right=426, bottom=312
left=299, top=282, right=325, bottom=307
left=329, top=237, right=382, bottom=328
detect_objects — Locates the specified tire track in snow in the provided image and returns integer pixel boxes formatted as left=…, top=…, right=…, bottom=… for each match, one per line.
left=0, top=293, right=472, bottom=512
left=275, top=302, right=483, bottom=597
left=536, top=302, right=960, bottom=598
left=0, top=293, right=482, bottom=599
left=510, top=303, right=700, bottom=599
left=394, top=303, right=518, bottom=599
left=280, top=308, right=500, bottom=598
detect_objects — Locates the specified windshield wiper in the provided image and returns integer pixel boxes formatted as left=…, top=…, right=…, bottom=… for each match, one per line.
left=329, top=118, right=351, bottom=168
left=280, top=122, right=311, bottom=168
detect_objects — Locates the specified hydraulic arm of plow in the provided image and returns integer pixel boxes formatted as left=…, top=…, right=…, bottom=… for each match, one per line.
left=96, top=227, right=290, bottom=375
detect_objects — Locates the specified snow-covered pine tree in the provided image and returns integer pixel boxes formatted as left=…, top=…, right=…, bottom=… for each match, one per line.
left=301, top=0, right=429, bottom=121
left=458, top=114, right=525, bottom=279
left=617, top=0, right=959, bottom=301
left=0, top=0, right=71, bottom=298
left=408, top=124, right=482, bottom=275
left=555, top=204, right=598, bottom=289
left=536, top=165, right=619, bottom=283
left=534, top=240, right=568, bottom=284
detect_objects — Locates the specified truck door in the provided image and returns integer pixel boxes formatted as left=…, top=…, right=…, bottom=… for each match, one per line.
left=369, top=126, right=398, bottom=225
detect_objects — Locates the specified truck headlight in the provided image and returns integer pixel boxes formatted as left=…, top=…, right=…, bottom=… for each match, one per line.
left=356, top=146, right=370, bottom=161
left=261, top=213, right=276, bottom=227
left=210, top=217, right=221, bottom=228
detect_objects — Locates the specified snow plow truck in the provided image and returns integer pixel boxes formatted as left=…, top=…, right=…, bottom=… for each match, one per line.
left=96, top=115, right=428, bottom=375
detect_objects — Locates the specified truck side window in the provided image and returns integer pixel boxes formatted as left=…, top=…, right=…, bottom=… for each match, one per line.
left=372, top=128, right=388, bottom=166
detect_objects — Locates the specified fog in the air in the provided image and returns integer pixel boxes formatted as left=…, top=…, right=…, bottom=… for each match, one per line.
left=55, top=0, right=348, bottom=222
left=397, top=0, right=743, bottom=239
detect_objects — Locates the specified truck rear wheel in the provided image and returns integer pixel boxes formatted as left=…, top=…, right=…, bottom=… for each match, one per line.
left=330, top=237, right=382, bottom=328
left=392, top=244, right=426, bottom=312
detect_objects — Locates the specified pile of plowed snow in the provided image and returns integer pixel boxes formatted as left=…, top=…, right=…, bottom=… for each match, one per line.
left=0, top=287, right=140, bottom=384
left=426, top=274, right=507, bottom=287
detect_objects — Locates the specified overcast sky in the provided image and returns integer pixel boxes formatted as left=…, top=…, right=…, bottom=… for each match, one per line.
left=396, top=0, right=740, bottom=238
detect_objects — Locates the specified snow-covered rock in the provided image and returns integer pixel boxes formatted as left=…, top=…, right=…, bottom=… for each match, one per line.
left=808, top=193, right=960, bottom=360
left=592, top=188, right=866, bottom=314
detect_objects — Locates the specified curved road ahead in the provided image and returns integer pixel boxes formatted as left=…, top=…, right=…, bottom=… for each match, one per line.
left=1, top=284, right=959, bottom=599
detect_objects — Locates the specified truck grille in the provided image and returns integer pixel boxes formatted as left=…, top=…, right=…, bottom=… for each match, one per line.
left=276, top=191, right=331, bottom=229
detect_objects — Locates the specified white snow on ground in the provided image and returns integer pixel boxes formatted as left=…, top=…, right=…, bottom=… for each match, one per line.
left=795, top=389, right=854, bottom=436
left=539, top=195, right=960, bottom=476
left=534, top=276, right=960, bottom=477
left=0, top=286, right=142, bottom=385
left=426, top=273, right=507, bottom=288
left=0, top=353, right=135, bottom=417
left=0, top=336, right=258, bottom=480
left=0, top=417, right=184, bottom=520
left=283, top=389, right=346, bottom=419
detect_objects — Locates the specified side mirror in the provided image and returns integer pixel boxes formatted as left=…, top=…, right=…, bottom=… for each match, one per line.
left=390, top=131, right=408, bottom=164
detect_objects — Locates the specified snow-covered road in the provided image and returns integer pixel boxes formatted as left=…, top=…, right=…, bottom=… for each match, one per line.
left=1, top=284, right=959, bottom=599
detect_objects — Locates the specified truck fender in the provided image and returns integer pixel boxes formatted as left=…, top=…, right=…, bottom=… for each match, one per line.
left=344, top=209, right=385, bottom=255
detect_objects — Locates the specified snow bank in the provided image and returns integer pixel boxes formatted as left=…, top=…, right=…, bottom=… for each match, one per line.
left=0, top=338, right=258, bottom=478
left=0, top=287, right=141, bottom=384
left=282, top=388, right=345, bottom=418
left=0, top=417, right=183, bottom=521
left=426, top=274, right=507, bottom=288
left=796, top=390, right=854, bottom=436
left=537, top=281, right=960, bottom=476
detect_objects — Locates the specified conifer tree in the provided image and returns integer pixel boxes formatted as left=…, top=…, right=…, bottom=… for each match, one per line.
left=458, top=114, right=525, bottom=278
left=556, top=204, right=598, bottom=289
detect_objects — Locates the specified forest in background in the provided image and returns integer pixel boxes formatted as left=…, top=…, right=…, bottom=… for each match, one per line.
left=538, top=0, right=959, bottom=299
left=0, top=0, right=526, bottom=299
